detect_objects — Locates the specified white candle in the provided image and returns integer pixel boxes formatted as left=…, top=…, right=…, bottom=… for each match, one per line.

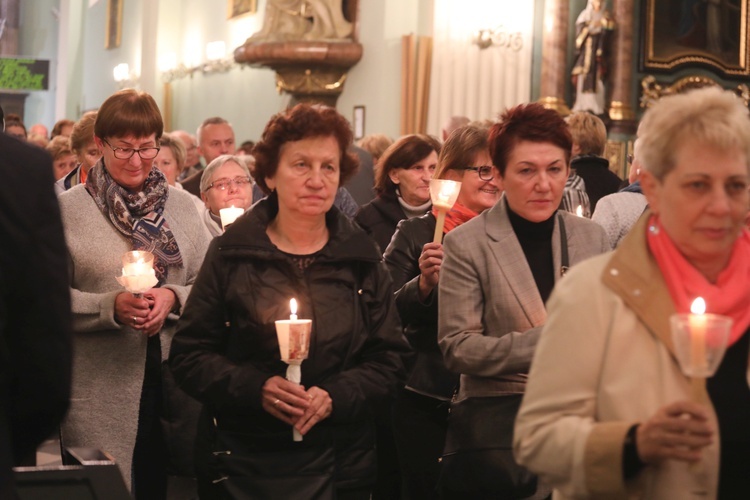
left=576, top=205, right=583, bottom=217
left=689, top=297, right=708, bottom=372
left=122, top=251, right=154, bottom=276
left=219, top=205, right=244, bottom=229
left=290, top=298, right=298, bottom=321
left=124, top=258, right=147, bottom=276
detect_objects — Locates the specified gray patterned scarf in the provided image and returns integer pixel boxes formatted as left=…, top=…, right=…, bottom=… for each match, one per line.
left=85, top=160, right=183, bottom=282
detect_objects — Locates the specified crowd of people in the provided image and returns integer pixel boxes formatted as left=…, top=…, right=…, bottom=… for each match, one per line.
left=3, top=84, right=750, bottom=500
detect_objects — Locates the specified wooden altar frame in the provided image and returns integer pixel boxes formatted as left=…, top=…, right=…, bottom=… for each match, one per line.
left=641, top=0, right=750, bottom=77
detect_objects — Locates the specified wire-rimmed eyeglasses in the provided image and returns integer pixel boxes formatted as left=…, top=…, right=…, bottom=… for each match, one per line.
left=207, top=176, right=252, bottom=192
left=103, top=139, right=160, bottom=160
left=461, top=165, right=495, bottom=181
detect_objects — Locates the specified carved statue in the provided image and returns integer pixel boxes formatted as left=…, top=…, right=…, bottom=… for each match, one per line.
left=248, top=0, right=353, bottom=43
left=571, top=0, right=614, bottom=115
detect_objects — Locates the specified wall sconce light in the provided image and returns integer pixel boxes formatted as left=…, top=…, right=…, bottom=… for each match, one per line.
left=160, top=41, right=237, bottom=83
left=473, top=26, right=523, bottom=51
left=113, top=63, right=139, bottom=88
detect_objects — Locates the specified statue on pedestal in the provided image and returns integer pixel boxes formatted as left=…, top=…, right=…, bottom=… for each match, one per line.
left=249, top=0, right=353, bottom=43
left=571, top=0, right=614, bottom=115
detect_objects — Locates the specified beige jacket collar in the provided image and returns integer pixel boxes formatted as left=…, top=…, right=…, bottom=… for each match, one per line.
left=601, top=211, right=680, bottom=365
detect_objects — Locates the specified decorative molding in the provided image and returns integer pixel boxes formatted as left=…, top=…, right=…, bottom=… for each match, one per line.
left=275, top=68, right=347, bottom=94
left=538, top=96, right=571, bottom=116
left=640, top=75, right=750, bottom=109
left=608, top=100, right=636, bottom=121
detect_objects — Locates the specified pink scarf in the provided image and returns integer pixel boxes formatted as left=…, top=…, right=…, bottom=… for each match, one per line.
left=647, top=215, right=750, bottom=346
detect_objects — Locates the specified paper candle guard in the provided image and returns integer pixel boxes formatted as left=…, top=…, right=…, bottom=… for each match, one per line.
left=116, top=251, right=158, bottom=295
left=275, top=318, right=312, bottom=441
left=219, top=206, right=244, bottom=230
left=429, top=179, right=461, bottom=243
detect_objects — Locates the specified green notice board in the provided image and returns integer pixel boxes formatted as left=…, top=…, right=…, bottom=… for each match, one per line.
left=0, top=58, right=50, bottom=91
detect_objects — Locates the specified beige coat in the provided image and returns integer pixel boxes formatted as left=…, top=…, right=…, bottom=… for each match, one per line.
left=514, top=213, right=725, bottom=499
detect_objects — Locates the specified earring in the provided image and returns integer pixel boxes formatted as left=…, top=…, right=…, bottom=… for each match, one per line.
left=648, top=221, right=659, bottom=235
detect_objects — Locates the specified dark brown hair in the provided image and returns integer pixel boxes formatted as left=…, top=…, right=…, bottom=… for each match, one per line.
left=253, top=104, right=359, bottom=194
left=373, top=134, right=441, bottom=197
left=51, top=118, right=74, bottom=138
left=94, top=89, right=163, bottom=142
left=489, top=103, right=572, bottom=176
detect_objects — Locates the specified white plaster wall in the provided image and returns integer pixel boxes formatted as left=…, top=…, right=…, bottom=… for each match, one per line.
left=18, top=0, right=60, bottom=128
left=20, top=0, right=431, bottom=139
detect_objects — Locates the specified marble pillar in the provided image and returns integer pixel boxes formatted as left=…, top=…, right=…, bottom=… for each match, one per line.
left=539, top=0, right=570, bottom=115
left=608, top=0, right=637, bottom=134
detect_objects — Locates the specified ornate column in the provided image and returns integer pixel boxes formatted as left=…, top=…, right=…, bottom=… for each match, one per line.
left=538, top=0, right=570, bottom=115
left=607, top=0, right=637, bottom=134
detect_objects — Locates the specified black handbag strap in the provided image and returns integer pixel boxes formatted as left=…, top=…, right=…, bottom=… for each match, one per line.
left=557, top=213, right=569, bottom=277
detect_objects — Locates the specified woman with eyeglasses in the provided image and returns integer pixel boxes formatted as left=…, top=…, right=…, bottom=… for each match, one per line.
left=437, top=103, right=610, bottom=499
left=169, top=104, right=409, bottom=500
left=355, top=134, right=441, bottom=252
left=197, top=154, right=254, bottom=237
left=382, top=124, right=501, bottom=498
left=58, top=89, right=211, bottom=498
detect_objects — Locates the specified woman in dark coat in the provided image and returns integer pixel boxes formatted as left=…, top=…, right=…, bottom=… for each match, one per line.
left=169, top=104, right=409, bottom=500
left=383, top=124, right=501, bottom=498
left=355, top=134, right=441, bottom=252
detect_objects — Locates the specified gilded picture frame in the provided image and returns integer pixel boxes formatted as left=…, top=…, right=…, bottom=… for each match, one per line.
left=105, top=0, right=123, bottom=50
left=228, top=0, right=257, bottom=19
left=641, top=0, right=749, bottom=76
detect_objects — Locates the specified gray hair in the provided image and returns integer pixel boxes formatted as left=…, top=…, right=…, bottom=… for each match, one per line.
left=200, top=154, right=252, bottom=193
left=196, top=116, right=231, bottom=145
left=638, top=86, right=750, bottom=180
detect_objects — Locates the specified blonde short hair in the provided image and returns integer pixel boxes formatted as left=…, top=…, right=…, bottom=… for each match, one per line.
left=566, top=111, right=607, bottom=156
left=638, top=86, right=750, bottom=180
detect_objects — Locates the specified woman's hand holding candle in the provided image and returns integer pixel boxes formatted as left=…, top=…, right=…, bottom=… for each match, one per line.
left=418, top=242, right=443, bottom=302
left=295, top=386, right=333, bottom=436
left=635, top=401, right=713, bottom=465
left=262, top=375, right=310, bottom=425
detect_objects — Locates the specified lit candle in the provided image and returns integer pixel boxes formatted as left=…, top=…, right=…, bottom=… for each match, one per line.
left=576, top=205, right=583, bottom=217
left=689, top=297, right=708, bottom=373
left=219, top=205, right=244, bottom=230
left=122, top=251, right=154, bottom=276
left=290, top=298, right=298, bottom=321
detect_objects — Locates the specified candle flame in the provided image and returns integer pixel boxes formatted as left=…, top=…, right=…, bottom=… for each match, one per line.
left=690, top=297, right=706, bottom=315
left=576, top=205, right=583, bottom=217
left=439, top=182, right=456, bottom=200
left=290, top=298, right=297, bottom=316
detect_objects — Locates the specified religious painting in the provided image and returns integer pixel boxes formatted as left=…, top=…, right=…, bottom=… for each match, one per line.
left=105, top=0, right=123, bottom=50
left=641, top=0, right=750, bottom=76
left=228, top=0, right=257, bottom=19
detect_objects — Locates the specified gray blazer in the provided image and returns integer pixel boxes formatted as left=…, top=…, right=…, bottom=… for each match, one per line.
left=438, top=199, right=610, bottom=401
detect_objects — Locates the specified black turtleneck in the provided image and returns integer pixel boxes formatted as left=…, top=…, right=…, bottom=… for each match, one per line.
left=506, top=201, right=556, bottom=303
